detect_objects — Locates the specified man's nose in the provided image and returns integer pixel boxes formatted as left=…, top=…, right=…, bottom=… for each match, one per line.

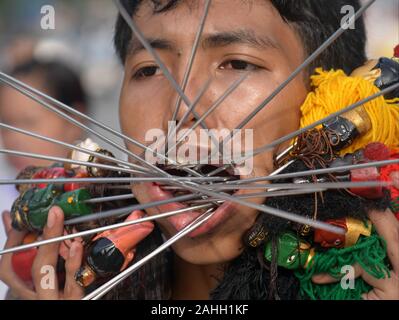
left=173, top=74, right=213, bottom=131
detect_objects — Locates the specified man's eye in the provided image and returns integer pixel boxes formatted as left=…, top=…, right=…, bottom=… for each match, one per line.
left=133, top=66, right=160, bottom=79
left=219, top=60, right=260, bottom=71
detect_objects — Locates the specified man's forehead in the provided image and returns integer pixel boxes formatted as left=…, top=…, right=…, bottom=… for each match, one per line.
left=127, top=1, right=284, bottom=57
left=134, top=0, right=278, bottom=34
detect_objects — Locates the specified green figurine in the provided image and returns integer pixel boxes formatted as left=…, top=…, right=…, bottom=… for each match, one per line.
left=11, top=184, right=93, bottom=232
left=264, top=232, right=315, bottom=270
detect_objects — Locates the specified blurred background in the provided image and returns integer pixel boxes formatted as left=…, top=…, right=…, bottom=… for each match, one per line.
left=0, top=0, right=398, bottom=299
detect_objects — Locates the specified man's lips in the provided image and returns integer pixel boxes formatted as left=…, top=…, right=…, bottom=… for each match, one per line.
left=143, top=181, right=237, bottom=238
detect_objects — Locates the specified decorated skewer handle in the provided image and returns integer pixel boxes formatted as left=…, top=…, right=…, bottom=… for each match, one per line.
left=75, top=211, right=154, bottom=288
left=11, top=185, right=93, bottom=232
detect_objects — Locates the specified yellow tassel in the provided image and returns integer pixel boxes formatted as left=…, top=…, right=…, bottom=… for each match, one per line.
left=299, top=68, right=399, bottom=155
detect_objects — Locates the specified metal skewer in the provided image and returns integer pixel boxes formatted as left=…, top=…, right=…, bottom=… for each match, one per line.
left=166, top=74, right=249, bottom=156
left=205, top=0, right=376, bottom=175
left=162, top=180, right=393, bottom=191
left=170, top=0, right=212, bottom=122
left=168, top=181, right=347, bottom=235
left=218, top=82, right=399, bottom=166
left=84, top=193, right=135, bottom=204
left=114, top=0, right=221, bottom=157
left=0, top=122, right=151, bottom=175
left=227, top=158, right=399, bottom=185
left=184, top=188, right=326, bottom=204
left=64, top=193, right=201, bottom=225
left=0, top=176, right=229, bottom=186
left=83, top=208, right=216, bottom=300
left=0, top=148, right=148, bottom=176
left=0, top=203, right=214, bottom=256
left=0, top=73, right=167, bottom=177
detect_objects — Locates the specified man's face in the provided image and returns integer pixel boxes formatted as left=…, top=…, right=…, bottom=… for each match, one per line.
left=0, top=74, right=83, bottom=171
left=119, top=0, right=308, bottom=264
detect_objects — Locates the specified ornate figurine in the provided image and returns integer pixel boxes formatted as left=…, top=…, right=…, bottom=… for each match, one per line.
left=11, top=138, right=135, bottom=234
left=65, top=138, right=116, bottom=177
left=322, top=104, right=372, bottom=152
left=278, top=102, right=372, bottom=171
left=31, top=166, right=70, bottom=189
left=351, top=44, right=399, bottom=99
left=283, top=142, right=399, bottom=218
left=213, top=47, right=399, bottom=300
left=11, top=184, right=93, bottom=232
left=314, top=217, right=372, bottom=248
left=8, top=137, right=147, bottom=294
left=263, top=228, right=389, bottom=300
left=15, top=163, right=72, bottom=194
left=75, top=211, right=154, bottom=288
left=276, top=98, right=373, bottom=188
left=264, top=232, right=315, bottom=270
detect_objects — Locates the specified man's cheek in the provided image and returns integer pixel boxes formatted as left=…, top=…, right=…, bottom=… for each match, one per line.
left=121, top=112, right=146, bottom=140
left=132, top=184, right=150, bottom=204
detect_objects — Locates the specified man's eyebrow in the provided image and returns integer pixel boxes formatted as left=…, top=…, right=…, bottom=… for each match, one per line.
left=202, top=29, right=281, bottom=51
left=127, top=38, right=176, bottom=57
left=126, top=29, right=280, bottom=58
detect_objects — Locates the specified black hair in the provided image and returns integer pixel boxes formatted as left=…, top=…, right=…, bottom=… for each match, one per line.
left=6, top=59, right=87, bottom=111
left=114, top=0, right=367, bottom=75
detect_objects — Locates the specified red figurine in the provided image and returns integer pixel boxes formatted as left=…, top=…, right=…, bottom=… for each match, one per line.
left=314, top=217, right=372, bottom=248
left=31, top=166, right=69, bottom=189
left=11, top=233, right=68, bottom=287
left=64, top=171, right=89, bottom=192
left=75, top=211, right=154, bottom=287
left=11, top=233, right=38, bottom=283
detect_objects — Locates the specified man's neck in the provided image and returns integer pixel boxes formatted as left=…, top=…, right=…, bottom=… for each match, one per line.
left=171, top=255, right=225, bottom=300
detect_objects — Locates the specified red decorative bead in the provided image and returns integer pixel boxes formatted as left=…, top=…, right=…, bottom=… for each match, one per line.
left=394, top=44, right=399, bottom=58
left=364, top=142, right=390, bottom=161
left=350, top=166, right=383, bottom=199
left=32, top=167, right=68, bottom=189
